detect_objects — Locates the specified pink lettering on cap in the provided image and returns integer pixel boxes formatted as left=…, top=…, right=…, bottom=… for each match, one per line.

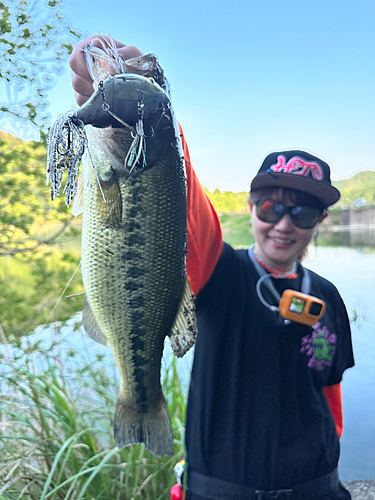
left=270, top=155, right=324, bottom=181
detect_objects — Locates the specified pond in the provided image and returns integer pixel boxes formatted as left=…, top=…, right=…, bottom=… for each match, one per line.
left=320, top=226, right=375, bottom=248
left=303, top=246, right=375, bottom=481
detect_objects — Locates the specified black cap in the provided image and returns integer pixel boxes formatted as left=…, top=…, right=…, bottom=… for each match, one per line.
left=250, top=150, right=340, bottom=207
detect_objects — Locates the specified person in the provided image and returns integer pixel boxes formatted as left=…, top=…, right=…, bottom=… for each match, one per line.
left=69, top=35, right=354, bottom=500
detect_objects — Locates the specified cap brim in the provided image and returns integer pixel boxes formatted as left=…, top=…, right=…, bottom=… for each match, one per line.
left=250, top=172, right=340, bottom=207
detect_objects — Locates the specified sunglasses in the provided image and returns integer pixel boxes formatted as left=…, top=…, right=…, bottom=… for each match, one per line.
left=253, top=199, right=324, bottom=229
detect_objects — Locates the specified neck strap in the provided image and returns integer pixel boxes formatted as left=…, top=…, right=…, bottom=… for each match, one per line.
left=248, top=245, right=311, bottom=304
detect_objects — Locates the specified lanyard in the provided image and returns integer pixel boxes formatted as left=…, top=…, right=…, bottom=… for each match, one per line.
left=248, top=245, right=311, bottom=310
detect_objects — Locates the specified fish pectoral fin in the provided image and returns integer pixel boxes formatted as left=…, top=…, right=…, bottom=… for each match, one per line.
left=82, top=297, right=108, bottom=345
left=71, top=174, right=84, bottom=217
left=168, top=278, right=197, bottom=358
left=114, top=392, right=174, bottom=457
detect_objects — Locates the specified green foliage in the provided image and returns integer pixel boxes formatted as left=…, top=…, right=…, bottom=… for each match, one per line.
left=203, top=187, right=249, bottom=214
left=0, top=245, right=83, bottom=340
left=333, top=171, right=375, bottom=206
left=0, top=131, right=75, bottom=253
left=0, top=131, right=84, bottom=339
left=0, top=0, right=81, bottom=134
left=219, top=214, right=253, bottom=249
left=0, top=336, right=185, bottom=499
left=203, top=171, right=375, bottom=215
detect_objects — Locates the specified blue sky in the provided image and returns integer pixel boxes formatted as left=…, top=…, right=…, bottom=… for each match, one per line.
left=8, top=0, right=375, bottom=191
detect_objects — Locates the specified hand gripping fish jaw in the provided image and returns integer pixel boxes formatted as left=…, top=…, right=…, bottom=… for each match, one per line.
left=46, top=66, right=173, bottom=207
left=82, top=43, right=171, bottom=96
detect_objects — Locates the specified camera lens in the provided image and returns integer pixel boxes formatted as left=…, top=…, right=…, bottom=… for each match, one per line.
left=309, top=302, right=323, bottom=316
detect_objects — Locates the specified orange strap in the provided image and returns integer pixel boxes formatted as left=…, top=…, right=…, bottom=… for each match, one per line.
left=179, top=124, right=223, bottom=296
left=323, top=384, right=343, bottom=439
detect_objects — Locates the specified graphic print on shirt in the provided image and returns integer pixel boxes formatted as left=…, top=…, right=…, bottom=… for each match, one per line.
left=300, top=322, right=337, bottom=370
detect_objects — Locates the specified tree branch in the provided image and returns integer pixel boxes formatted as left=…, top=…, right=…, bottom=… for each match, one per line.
left=0, top=217, right=74, bottom=256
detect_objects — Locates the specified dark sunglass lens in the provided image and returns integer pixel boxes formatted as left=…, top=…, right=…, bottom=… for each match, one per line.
left=290, top=206, right=321, bottom=228
left=256, top=201, right=282, bottom=222
left=273, top=203, right=285, bottom=215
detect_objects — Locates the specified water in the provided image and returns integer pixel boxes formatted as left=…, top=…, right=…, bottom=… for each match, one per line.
left=320, top=227, right=375, bottom=248
left=303, top=247, right=375, bottom=481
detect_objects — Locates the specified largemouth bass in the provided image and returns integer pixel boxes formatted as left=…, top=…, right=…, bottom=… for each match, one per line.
left=46, top=41, right=197, bottom=456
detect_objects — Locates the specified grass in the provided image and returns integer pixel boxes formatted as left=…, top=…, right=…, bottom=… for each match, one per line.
left=0, top=331, right=186, bottom=500
left=219, top=214, right=254, bottom=249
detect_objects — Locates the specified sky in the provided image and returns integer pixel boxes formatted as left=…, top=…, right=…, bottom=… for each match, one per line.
left=4, top=0, right=375, bottom=191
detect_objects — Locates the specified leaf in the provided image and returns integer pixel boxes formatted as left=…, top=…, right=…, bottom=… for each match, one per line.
left=0, top=0, right=83, bottom=134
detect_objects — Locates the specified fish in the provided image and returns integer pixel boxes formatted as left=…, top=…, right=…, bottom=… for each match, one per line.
left=46, top=39, right=197, bottom=457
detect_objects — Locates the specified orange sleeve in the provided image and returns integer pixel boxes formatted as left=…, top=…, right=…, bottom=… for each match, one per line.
left=323, top=384, right=343, bottom=439
left=179, top=124, right=223, bottom=296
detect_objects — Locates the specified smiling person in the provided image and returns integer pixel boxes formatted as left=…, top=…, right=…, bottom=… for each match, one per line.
left=70, top=35, right=354, bottom=500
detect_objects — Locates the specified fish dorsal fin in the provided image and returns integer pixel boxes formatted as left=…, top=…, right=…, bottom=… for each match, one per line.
left=168, top=278, right=197, bottom=358
left=71, top=174, right=84, bottom=217
left=82, top=297, right=108, bottom=345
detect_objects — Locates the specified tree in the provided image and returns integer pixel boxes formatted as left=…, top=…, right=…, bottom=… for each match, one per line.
left=0, top=131, right=83, bottom=339
left=0, top=3, right=84, bottom=338
left=0, top=130, right=74, bottom=255
left=0, top=0, right=81, bottom=136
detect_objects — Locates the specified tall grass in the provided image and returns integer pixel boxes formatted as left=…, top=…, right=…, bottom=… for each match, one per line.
left=0, top=331, right=186, bottom=499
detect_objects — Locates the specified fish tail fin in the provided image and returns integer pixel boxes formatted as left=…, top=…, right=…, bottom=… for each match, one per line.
left=114, top=392, right=174, bottom=457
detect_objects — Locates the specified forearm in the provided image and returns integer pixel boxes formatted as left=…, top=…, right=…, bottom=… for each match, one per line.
left=323, top=384, right=343, bottom=439
left=179, top=124, right=223, bottom=296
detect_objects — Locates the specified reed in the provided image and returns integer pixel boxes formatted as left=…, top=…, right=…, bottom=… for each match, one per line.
left=0, top=332, right=186, bottom=499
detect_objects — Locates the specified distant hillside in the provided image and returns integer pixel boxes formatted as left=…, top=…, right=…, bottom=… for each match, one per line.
left=0, top=130, right=25, bottom=146
left=203, top=188, right=249, bottom=214
left=1, top=131, right=374, bottom=212
left=332, top=171, right=375, bottom=206
left=205, top=171, right=375, bottom=213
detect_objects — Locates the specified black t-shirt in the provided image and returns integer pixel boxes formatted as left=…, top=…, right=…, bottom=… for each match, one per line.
left=185, top=243, right=354, bottom=491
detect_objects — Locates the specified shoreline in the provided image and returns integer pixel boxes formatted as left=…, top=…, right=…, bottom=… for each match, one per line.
left=343, top=480, right=375, bottom=499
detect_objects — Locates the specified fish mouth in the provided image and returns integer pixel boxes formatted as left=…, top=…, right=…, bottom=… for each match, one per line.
left=47, top=47, right=174, bottom=207
left=47, top=72, right=173, bottom=207
left=75, top=73, right=170, bottom=130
